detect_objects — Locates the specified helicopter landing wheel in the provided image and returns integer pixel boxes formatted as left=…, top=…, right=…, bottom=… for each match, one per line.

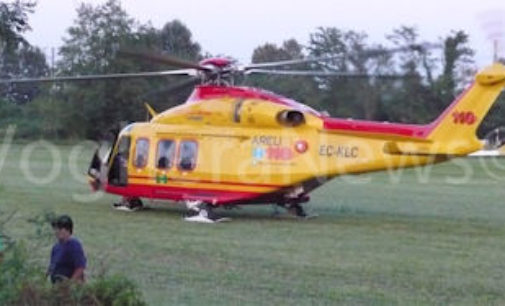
left=287, top=204, right=307, bottom=218
left=283, top=203, right=317, bottom=219
left=113, top=197, right=144, bottom=212
left=183, top=201, right=230, bottom=223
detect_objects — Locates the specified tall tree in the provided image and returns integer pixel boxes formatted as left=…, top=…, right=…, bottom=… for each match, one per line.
left=436, top=31, right=475, bottom=105
left=308, top=27, right=394, bottom=119
left=159, top=20, right=201, bottom=60
left=57, top=0, right=152, bottom=138
left=383, top=26, right=438, bottom=123
left=56, top=1, right=204, bottom=139
left=0, top=0, right=35, bottom=51
left=0, top=0, right=47, bottom=104
left=2, top=44, right=48, bottom=103
left=134, top=20, right=203, bottom=112
left=249, top=39, right=318, bottom=107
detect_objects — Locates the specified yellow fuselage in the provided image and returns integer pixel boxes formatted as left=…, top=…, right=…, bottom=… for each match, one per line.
left=98, top=63, right=505, bottom=206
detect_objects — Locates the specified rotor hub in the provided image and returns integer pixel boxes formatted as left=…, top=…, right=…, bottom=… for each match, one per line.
left=199, top=58, right=234, bottom=69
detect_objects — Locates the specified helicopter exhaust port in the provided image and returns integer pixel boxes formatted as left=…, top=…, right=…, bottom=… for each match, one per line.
left=277, top=110, right=305, bottom=127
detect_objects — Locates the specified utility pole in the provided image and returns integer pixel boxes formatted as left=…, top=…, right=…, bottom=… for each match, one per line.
left=51, top=47, right=55, bottom=77
left=493, top=40, right=499, bottom=63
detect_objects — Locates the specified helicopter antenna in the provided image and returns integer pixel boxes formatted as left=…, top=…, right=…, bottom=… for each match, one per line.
left=144, top=103, right=158, bottom=121
left=494, top=39, right=501, bottom=62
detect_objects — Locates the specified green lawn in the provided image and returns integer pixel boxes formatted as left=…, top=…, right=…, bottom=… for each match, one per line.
left=2, top=142, right=505, bottom=305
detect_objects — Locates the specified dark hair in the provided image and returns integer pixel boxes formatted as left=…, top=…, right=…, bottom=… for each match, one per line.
left=51, top=215, right=73, bottom=234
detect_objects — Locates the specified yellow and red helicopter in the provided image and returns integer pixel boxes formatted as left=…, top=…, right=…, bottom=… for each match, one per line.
left=2, top=47, right=505, bottom=222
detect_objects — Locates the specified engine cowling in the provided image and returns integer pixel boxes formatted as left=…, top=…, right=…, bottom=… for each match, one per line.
left=277, top=110, right=305, bottom=127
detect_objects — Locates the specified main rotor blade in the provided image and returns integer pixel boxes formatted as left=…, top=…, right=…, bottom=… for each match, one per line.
left=362, top=42, right=443, bottom=56
left=119, top=49, right=210, bottom=72
left=0, top=69, right=196, bottom=84
left=246, top=69, right=407, bottom=78
left=244, top=56, right=342, bottom=70
left=244, top=43, right=443, bottom=70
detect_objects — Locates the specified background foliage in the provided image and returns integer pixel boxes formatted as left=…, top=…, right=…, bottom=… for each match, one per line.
left=1, top=0, right=504, bottom=140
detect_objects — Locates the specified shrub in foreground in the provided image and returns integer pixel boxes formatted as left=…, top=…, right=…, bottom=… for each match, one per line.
left=0, top=244, right=146, bottom=306
left=0, top=211, right=146, bottom=306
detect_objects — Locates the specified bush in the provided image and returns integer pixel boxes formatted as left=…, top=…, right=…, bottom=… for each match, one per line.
left=11, top=275, right=147, bottom=306
left=88, top=275, right=147, bottom=306
left=0, top=97, right=71, bottom=140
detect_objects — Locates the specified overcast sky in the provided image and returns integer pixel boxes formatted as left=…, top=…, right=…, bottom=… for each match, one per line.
left=20, top=0, right=505, bottom=67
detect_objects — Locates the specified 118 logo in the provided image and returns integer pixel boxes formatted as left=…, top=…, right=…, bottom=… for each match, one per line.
left=452, top=111, right=476, bottom=125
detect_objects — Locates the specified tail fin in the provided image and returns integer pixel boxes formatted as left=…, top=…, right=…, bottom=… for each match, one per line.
left=425, top=63, right=505, bottom=154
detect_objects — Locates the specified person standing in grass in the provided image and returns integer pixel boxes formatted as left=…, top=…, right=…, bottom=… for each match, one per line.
left=47, top=215, right=87, bottom=283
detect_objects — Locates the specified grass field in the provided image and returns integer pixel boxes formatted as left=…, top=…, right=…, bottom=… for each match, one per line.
left=2, top=142, right=505, bottom=305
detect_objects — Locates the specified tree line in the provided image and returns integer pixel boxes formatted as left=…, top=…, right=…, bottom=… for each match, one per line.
left=1, top=0, right=504, bottom=140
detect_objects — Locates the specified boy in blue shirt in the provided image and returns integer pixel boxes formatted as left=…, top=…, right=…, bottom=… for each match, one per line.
left=47, top=215, right=87, bottom=283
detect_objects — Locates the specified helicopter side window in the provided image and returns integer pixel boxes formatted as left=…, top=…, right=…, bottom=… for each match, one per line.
left=133, top=138, right=149, bottom=168
left=156, top=140, right=176, bottom=169
left=177, top=140, right=198, bottom=171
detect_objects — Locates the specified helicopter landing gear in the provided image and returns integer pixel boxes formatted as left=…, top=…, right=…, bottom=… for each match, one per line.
left=183, top=201, right=230, bottom=223
left=113, top=197, right=144, bottom=212
left=277, top=203, right=317, bottom=219
left=287, top=203, right=308, bottom=218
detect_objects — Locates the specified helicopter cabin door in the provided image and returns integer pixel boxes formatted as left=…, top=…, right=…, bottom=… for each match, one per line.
left=108, top=136, right=131, bottom=186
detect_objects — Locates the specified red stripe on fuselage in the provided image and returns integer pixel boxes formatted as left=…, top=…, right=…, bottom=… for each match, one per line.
left=105, top=183, right=266, bottom=204
left=128, top=175, right=284, bottom=188
left=322, top=119, right=429, bottom=138
left=323, top=84, right=475, bottom=138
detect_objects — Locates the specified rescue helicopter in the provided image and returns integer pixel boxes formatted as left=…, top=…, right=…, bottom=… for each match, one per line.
left=2, top=46, right=505, bottom=223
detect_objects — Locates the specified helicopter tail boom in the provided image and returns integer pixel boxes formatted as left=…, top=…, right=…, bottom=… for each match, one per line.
left=323, top=63, right=505, bottom=156
left=422, top=63, right=505, bottom=155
